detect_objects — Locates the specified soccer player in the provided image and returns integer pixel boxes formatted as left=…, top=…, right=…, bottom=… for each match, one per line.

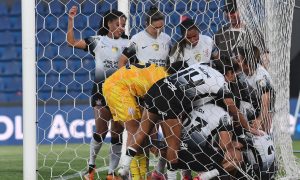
left=67, top=6, right=128, bottom=180
left=118, top=6, right=171, bottom=68
left=118, top=62, right=263, bottom=180
left=169, top=18, right=214, bottom=65
left=117, top=6, right=171, bottom=179
left=213, top=0, right=269, bottom=69
left=168, top=17, right=214, bottom=180
left=234, top=46, right=275, bottom=133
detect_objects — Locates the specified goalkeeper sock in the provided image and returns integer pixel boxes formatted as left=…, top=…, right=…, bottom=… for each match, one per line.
left=118, top=147, right=137, bottom=176
left=88, top=133, right=103, bottom=165
left=167, top=170, right=177, bottom=180
left=130, top=155, right=141, bottom=180
left=156, top=157, right=167, bottom=174
left=108, top=137, right=122, bottom=174
left=138, top=155, right=148, bottom=179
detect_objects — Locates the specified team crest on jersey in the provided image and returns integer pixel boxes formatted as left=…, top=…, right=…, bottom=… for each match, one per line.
left=258, top=79, right=267, bottom=87
left=112, top=47, right=118, bottom=53
left=152, top=43, right=159, bottom=51
left=195, top=53, right=202, bottom=62
left=128, top=107, right=135, bottom=115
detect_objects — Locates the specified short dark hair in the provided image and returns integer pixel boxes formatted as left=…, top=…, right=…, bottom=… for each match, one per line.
left=212, top=55, right=240, bottom=75
left=223, top=0, right=238, bottom=13
left=145, top=6, right=164, bottom=25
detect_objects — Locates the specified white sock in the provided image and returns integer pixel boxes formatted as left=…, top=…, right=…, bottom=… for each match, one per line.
left=198, top=169, right=219, bottom=180
left=88, top=136, right=102, bottom=165
left=108, top=144, right=122, bottom=174
left=118, top=154, right=133, bottom=176
left=167, top=170, right=177, bottom=180
left=156, top=157, right=167, bottom=174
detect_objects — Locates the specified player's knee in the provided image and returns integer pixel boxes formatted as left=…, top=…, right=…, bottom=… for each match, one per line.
left=111, top=135, right=122, bottom=145
left=93, top=133, right=105, bottom=143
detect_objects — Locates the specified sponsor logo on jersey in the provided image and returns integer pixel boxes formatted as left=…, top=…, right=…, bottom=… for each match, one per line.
left=152, top=43, right=159, bottom=51
left=128, top=107, right=135, bottom=115
left=195, top=53, right=202, bottom=62
left=163, top=79, right=177, bottom=91
left=141, top=46, right=147, bottom=49
left=180, top=142, right=188, bottom=150
left=112, top=47, right=118, bottom=53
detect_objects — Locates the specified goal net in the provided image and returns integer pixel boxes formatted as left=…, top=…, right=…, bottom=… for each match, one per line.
left=34, top=0, right=299, bottom=179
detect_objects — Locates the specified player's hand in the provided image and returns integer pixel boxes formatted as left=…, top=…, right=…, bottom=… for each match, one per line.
left=249, top=127, right=264, bottom=136
left=68, top=6, right=78, bottom=19
left=150, top=146, right=159, bottom=157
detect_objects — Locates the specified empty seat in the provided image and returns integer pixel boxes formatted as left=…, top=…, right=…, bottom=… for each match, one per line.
left=52, top=30, right=66, bottom=45
left=13, top=32, right=22, bottom=46
left=74, top=14, right=87, bottom=31
left=0, top=17, right=10, bottom=31
left=59, top=43, right=73, bottom=59
left=96, top=0, right=118, bottom=14
left=0, top=32, right=15, bottom=46
left=10, top=1, right=21, bottom=16
left=45, top=15, right=58, bottom=31
left=82, top=1, right=95, bottom=15
left=10, top=17, right=21, bottom=31
left=44, top=44, right=59, bottom=59
left=49, top=1, right=65, bottom=16
left=1, top=47, right=19, bottom=61
left=0, top=3, right=8, bottom=16
left=36, top=1, right=49, bottom=17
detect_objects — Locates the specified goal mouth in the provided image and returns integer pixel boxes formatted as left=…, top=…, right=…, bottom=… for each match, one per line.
left=30, top=0, right=300, bottom=179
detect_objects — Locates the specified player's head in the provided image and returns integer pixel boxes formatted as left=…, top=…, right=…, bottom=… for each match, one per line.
left=212, top=55, right=240, bottom=82
left=223, top=0, right=240, bottom=26
left=145, top=6, right=165, bottom=37
left=179, top=18, right=200, bottom=47
left=98, top=10, right=127, bottom=39
left=234, top=46, right=260, bottom=76
left=166, top=61, right=189, bottom=74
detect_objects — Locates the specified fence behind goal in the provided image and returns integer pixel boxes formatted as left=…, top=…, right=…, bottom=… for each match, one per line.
left=31, top=0, right=300, bottom=179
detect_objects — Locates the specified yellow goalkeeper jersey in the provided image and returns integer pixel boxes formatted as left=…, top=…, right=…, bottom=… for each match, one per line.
left=103, top=63, right=168, bottom=97
left=102, top=63, right=168, bottom=121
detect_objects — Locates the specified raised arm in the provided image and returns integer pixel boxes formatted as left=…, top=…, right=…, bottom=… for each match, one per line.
left=67, top=6, right=87, bottom=49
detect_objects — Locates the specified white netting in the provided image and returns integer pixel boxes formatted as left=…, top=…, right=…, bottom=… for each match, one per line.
left=35, top=0, right=299, bottom=179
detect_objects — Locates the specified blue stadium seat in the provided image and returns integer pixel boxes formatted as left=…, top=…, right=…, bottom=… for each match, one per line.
left=67, top=58, right=81, bottom=71
left=0, top=3, right=8, bottom=16
left=82, top=1, right=95, bottom=15
left=36, top=1, right=49, bottom=17
left=75, top=74, right=89, bottom=84
left=44, top=44, right=59, bottom=59
left=37, top=57, right=52, bottom=73
left=13, top=32, right=22, bottom=46
left=74, top=14, right=87, bottom=31
left=82, top=28, right=96, bottom=38
left=59, top=44, right=74, bottom=59
left=36, top=15, right=45, bottom=31
left=0, top=17, right=10, bottom=31
left=82, top=57, right=94, bottom=71
left=74, top=48, right=88, bottom=59
left=60, top=73, right=74, bottom=85
left=10, top=17, right=21, bottom=31
left=10, top=1, right=21, bottom=16
left=0, top=61, right=21, bottom=76
left=52, top=30, right=66, bottom=45
left=49, top=0, right=65, bottom=16
left=1, top=47, right=19, bottom=61
left=52, top=58, right=66, bottom=72
left=46, top=74, right=59, bottom=86
left=96, top=0, right=118, bottom=14
left=0, top=32, right=14, bottom=46
left=67, top=81, right=82, bottom=98
left=159, top=0, right=174, bottom=13
left=58, top=15, right=68, bottom=30
left=45, top=15, right=58, bottom=31
left=89, top=14, right=101, bottom=30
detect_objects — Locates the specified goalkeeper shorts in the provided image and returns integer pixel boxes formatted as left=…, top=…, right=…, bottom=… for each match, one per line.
left=103, top=83, right=142, bottom=122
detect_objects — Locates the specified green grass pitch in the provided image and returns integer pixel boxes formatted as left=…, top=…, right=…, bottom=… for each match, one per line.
left=1, top=141, right=300, bottom=180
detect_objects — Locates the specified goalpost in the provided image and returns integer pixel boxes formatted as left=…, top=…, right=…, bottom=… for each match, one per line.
left=22, top=0, right=299, bottom=179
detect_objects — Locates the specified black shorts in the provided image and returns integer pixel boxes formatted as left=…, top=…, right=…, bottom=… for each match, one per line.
left=177, top=138, right=224, bottom=172
left=91, top=82, right=107, bottom=107
left=144, top=78, right=192, bottom=119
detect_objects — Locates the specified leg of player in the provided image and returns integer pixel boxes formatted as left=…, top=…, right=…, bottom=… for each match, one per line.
left=107, top=120, right=124, bottom=180
left=118, top=109, right=159, bottom=177
left=86, top=106, right=111, bottom=180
